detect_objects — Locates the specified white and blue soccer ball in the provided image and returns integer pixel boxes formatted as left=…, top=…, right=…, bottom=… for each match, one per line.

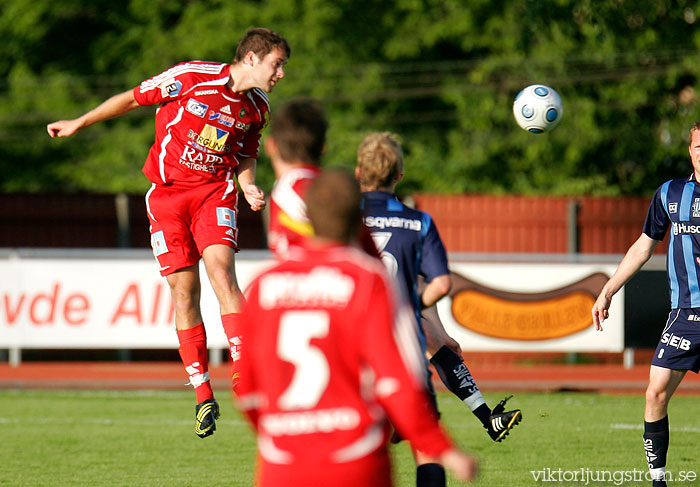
left=512, top=84, right=563, bottom=133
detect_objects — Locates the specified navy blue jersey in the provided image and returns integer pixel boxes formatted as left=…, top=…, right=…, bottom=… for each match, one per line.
left=360, top=191, right=450, bottom=318
left=643, top=174, right=700, bottom=308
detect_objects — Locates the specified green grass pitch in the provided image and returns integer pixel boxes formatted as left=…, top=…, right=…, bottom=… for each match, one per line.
left=1, top=389, right=698, bottom=486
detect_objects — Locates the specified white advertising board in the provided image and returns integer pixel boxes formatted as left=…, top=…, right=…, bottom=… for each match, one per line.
left=0, top=253, right=622, bottom=352
left=0, top=253, right=274, bottom=349
left=440, top=262, right=623, bottom=352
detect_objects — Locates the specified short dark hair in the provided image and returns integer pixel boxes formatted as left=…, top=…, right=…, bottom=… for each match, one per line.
left=233, top=28, right=290, bottom=64
left=690, top=121, right=700, bottom=146
left=270, top=98, right=327, bottom=165
left=306, top=168, right=362, bottom=242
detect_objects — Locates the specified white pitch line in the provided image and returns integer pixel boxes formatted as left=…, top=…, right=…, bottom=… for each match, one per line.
left=611, top=423, right=700, bottom=433
left=0, top=417, right=246, bottom=426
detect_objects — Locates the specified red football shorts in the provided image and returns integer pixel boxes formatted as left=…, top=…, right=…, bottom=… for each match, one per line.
left=145, top=180, right=239, bottom=276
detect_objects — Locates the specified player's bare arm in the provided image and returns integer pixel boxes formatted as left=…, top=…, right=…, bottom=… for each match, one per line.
left=592, top=233, right=658, bottom=331
left=420, top=273, right=451, bottom=309
left=47, top=90, right=140, bottom=138
left=236, top=158, right=266, bottom=211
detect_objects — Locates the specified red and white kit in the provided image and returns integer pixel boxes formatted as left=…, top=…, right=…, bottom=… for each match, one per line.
left=237, top=243, right=454, bottom=487
left=134, top=61, right=270, bottom=274
left=267, top=165, right=321, bottom=257
left=267, top=165, right=381, bottom=260
left=134, top=61, right=269, bottom=186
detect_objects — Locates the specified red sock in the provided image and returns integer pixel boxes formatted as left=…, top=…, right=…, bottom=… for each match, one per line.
left=221, top=313, right=242, bottom=393
left=177, top=323, right=213, bottom=403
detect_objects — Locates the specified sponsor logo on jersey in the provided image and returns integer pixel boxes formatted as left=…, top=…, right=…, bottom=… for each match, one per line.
left=194, top=89, right=218, bottom=96
left=660, top=332, right=691, bottom=351
left=260, top=407, right=360, bottom=436
left=179, top=146, right=223, bottom=173
left=363, top=215, right=421, bottom=231
left=208, top=111, right=235, bottom=127
left=693, top=198, right=700, bottom=218
left=669, top=202, right=678, bottom=214
left=672, top=222, right=700, bottom=235
left=185, top=124, right=229, bottom=152
left=160, top=79, right=182, bottom=98
left=689, top=314, right=700, bottom=321
left=259, top=267, right=354, bottom=309
left=221, top=105, right=232, bottom=114
left=235, top=121, right=251, bottom=131
left=186, top=129, right=231, bottom=153
left=185, top=99, right=209, bottom=118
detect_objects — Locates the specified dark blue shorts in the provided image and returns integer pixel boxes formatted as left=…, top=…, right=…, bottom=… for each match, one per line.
left=651, top=309, right=700, bottom=373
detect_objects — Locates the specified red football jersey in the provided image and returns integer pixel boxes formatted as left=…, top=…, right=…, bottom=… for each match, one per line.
left=267, top=166, right=380, bottom=259
left=267, top=165, right=321, bottom=257
left=237, top=243, right=453, bottom=487
left=133, top=61, right=269, bottom=186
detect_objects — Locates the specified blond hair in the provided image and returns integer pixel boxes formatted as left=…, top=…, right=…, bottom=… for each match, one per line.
left=356, top=132, right=403, bottom=190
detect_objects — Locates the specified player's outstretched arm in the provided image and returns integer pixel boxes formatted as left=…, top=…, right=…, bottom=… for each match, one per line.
left=47, top=90, right=140, bottom=138
left=592, top=233, right=658, bottom=331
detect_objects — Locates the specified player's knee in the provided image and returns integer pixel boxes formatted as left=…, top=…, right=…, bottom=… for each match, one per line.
left=209, top=268, right=241, bottom=296
left=645, top=384, right=668, bottom=407
left=170, top=287, right=201, bottom=312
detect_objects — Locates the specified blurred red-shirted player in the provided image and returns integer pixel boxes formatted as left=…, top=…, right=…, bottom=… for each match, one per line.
left=47, top=28, right=290, bottom=439
left=265, top=99, right=325, bottom=258
left=265, top=98, right=379, bottom=259
left=237, top=168, right=478, bottom=487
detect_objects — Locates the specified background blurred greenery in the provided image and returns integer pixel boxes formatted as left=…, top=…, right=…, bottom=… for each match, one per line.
left=2, top=0, right=700, bottom=197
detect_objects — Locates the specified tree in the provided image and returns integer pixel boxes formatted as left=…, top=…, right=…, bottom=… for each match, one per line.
left=2, top=0, right=700, bottom=196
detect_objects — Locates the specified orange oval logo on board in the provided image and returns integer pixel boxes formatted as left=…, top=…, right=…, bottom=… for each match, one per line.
left=448, top=272, right=608, bottom=341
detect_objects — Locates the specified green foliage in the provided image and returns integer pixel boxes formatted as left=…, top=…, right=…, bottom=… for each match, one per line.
left=2, top=0, right=700, bottom=196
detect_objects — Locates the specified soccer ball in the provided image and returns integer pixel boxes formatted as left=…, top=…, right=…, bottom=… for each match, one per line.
left=512, top=84, right=563, bottom=133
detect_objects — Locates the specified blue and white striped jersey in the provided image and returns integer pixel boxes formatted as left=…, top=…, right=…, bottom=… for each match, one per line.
left=644, top=173, right=700, bottom=308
